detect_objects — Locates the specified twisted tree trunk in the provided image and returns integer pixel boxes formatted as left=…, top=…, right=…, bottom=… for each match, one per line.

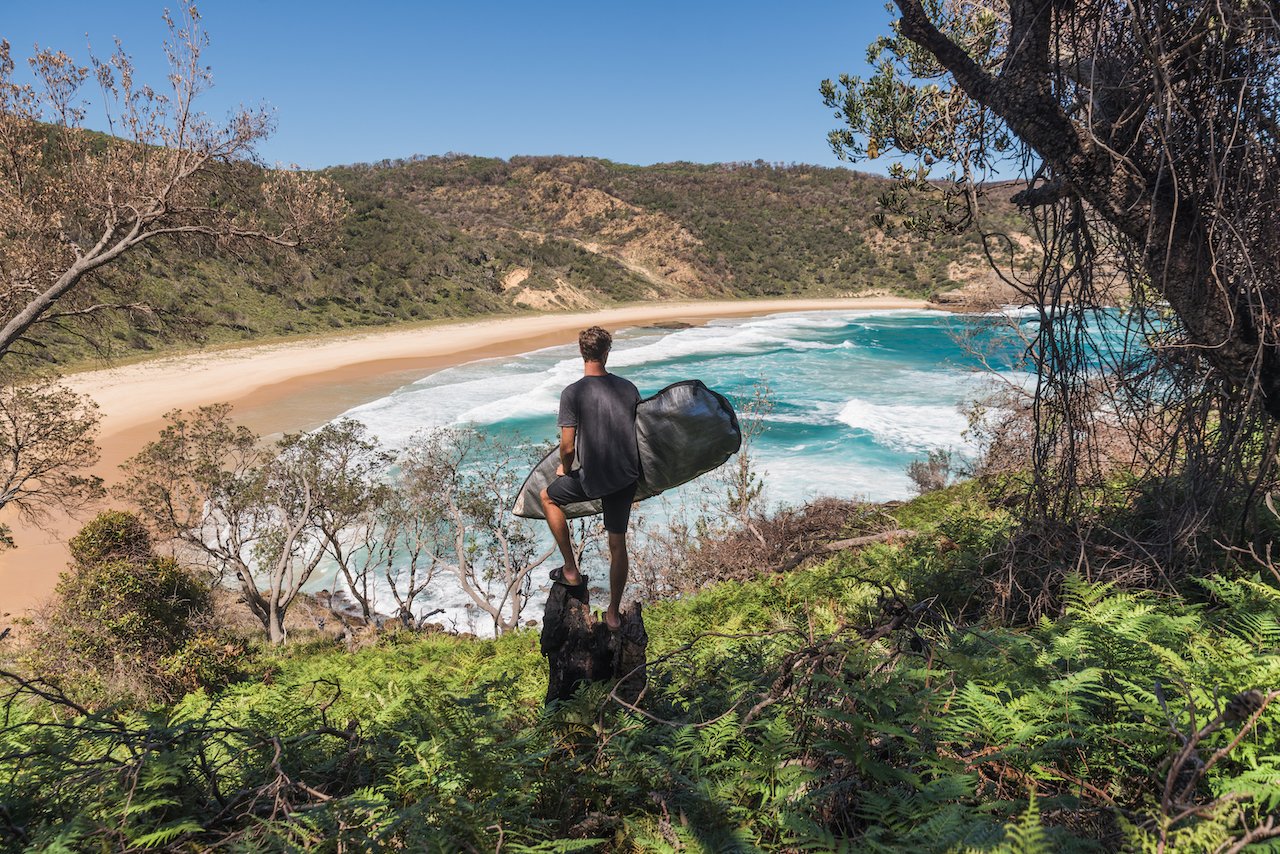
left=894, top=0, right=1280, bottom=418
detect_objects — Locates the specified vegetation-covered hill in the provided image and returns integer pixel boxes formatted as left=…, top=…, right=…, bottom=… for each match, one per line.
left=31, top=156, right=1021, bottom=368
left=330, top=155, right=1022, bottom=304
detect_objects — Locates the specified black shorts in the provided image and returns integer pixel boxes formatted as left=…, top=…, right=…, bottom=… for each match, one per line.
left=545, top=473, right=638, bottom=535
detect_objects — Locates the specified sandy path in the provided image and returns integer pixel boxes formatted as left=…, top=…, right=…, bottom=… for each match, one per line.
left=0, top=297, right=927, bottom=615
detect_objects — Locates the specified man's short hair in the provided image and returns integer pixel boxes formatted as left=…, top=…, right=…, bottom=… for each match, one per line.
left=579, top=326, right=612, bottom=362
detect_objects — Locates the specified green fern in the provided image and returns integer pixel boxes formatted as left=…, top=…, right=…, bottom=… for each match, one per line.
left=4, top=518, right=1279, bottom=853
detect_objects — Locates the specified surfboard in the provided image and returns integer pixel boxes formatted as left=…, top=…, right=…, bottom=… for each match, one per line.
left=511, top=379, right=741, bottom=520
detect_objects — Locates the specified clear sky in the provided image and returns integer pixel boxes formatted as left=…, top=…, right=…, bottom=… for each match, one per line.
left=3, top=0, right=896, bottom=171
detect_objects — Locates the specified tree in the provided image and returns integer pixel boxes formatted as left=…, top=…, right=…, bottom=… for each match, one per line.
left=0, top=5, right=344, bottom=553
left=906, top=448, right=955, bottom=495
left=299, top=424, right=557, bottom=634
left=120, top=410, right=556, bottom=640
left=823, top=1, right=1280, bottom=597
left=415, top=428, right=553, bottom=635
left=280, top=420, right=393, bottom=624
left=722, top=380, right=774, bottom=537
left=384, top=432, right=460, bottom=628
left=0, top=379, right=103, bottom=548
left=0, top=4, right=344, bottom=363
left=824, top=0, right=1278, bottom=414
left=117, top=405, right=324, bottom=644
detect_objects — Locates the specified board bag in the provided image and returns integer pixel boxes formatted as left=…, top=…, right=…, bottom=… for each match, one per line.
left=511, top=379, right=741, bottom=520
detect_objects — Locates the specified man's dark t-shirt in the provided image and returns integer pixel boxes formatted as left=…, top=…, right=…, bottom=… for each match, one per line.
left=558, top=374, right=641, bottom=498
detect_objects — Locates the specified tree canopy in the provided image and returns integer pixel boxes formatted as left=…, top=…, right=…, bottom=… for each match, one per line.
left=825, top=0, right=1279, bottom=414
left=824, top=0, right=1280, bottom=604
left=0, top=4, right=344, bottom=365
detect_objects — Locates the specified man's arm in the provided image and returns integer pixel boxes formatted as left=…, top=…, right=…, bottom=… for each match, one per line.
left=557, top=426, right=576, bottom=476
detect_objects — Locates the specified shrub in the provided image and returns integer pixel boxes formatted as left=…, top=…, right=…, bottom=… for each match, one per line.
left=906, top=447, right=956, bottom=495
left=67, top=507, right=153, bottom=565
left=632, top=497, right=874, bottom=596
left=161, top=633, right=248, bottom=693
left=24, top=510, right=219, bottom=703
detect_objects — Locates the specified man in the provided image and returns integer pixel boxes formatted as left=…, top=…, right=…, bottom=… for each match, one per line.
left=540, top=326, right=640, bottom=631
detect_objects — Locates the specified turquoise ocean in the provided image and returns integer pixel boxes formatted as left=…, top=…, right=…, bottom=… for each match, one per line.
left=330, top=309, right=1031, bottom=631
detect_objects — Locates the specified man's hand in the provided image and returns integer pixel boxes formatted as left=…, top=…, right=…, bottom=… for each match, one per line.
left=555, top=462, right=566, bottom=477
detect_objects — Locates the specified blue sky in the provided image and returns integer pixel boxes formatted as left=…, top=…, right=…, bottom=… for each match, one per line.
left=3, top=1, right=895, bottom=170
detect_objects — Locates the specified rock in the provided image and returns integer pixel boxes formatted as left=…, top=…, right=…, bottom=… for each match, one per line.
left=540, top=573, right=590, bottom=658
left=541, top=581, right=648, bottom=706
left=929, top=271, right=1025, bottom=313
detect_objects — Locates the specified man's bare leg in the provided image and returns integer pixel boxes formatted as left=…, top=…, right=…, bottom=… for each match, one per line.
left=540, top=488, right=580, bottom=584
left=605, top=531, right=629, bottom=630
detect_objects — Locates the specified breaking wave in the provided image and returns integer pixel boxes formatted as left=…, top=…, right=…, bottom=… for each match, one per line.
left=836, top=398, right=974, bottom=453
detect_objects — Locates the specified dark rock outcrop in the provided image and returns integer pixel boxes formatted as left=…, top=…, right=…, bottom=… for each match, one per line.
left=541, top=581, right=647, bottom=706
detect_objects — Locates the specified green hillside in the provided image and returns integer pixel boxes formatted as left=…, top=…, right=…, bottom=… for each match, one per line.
left=27, top=156, right=1021, bottom=369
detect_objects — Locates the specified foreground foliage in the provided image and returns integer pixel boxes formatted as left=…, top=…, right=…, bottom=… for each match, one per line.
left=2, top=491, right=1277, bottom=851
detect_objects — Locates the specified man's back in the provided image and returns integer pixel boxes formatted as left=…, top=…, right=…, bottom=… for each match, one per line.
left=558, top=373, right=640, bottom=498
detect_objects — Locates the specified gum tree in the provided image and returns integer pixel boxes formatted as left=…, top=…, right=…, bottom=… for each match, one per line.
left=118, top=405, right=325, bottom=645
left=824, top=1, right=1278, bottom=415
left=0, top=4, right=344, bottom=361
left=823, top=1, right=1280, bottom=600
left=0, top=380, right=102, bottom=549
left=410, top=428, right=554, bottom=635
left=283, top=420, right=394, bottom=624
left=0, top=6, right=344, bottom=550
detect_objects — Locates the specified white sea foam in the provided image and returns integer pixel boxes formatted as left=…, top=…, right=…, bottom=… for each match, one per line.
left=607, top=326, right=806, bottom=369
left=982, top=304, right=1044, bottom=318
left=355, top=562, right=560, bottom=640
left=836, top=397, right=975, bottom=453
left=342, top=316, right=846, bottom=442
left=456, top=360, right=580, bottom=424
left=768, top=400, right=847, bottom=427
left=341, top=351, right=583, bottom=442
left=343, top=370, right=547, bottom=444
left=343, top=309, right=950, bottom=438
left=759, top=454, right=911, bottom=504
left=607, top=310, right=937, bottom=369
left=768, top=412, right=830, bottom=426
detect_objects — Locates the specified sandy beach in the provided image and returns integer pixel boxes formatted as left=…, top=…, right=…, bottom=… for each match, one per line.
left=0, top=296, right=927, bottom=614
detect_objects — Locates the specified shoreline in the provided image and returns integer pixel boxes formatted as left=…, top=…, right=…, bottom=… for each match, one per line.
left=0, top=296, right=928, bottom=614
